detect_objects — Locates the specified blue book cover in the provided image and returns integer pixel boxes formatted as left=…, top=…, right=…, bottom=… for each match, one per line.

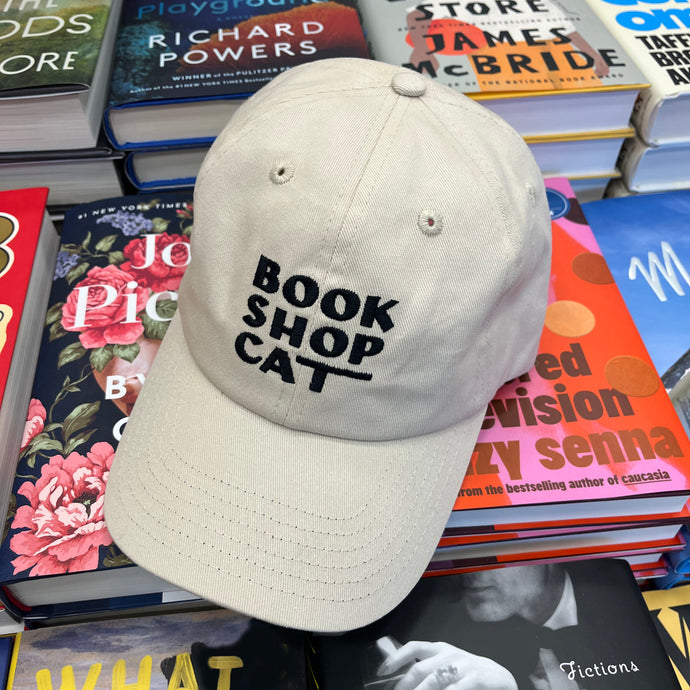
left=582, top=191, right=690, bottom=380
left=105, top=0, right=369, bottom=148
left=0, top=635, right=14, bottom=690
left=582, top=191, right=690, bottom=433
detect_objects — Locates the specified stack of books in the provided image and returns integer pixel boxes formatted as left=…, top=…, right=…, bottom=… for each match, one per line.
left=353, top=0, right=648, bottom=203
left=106, top=0, right=370, bottom=192
left=1, top=176, right=688, bottom=628
left=426, top=177, right=690, bottom=583
left=584, top=0, right=690, bottom=195
left=0, top=0, right=126, bottom=214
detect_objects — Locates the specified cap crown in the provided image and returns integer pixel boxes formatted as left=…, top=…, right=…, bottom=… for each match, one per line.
left=184, top=58, right=551, bottom=442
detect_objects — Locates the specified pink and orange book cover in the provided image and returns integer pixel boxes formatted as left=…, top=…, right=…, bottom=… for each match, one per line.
left=451, top=178, right=690, bottom=521
left=0, top=188, right=48, bottom=408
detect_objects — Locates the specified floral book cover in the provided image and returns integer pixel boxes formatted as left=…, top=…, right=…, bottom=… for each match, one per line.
left=446, top=177, right=690, bottom=530
left=0, top=192, right=193, bottom=593
left=7, top=608, right=306, bottom=690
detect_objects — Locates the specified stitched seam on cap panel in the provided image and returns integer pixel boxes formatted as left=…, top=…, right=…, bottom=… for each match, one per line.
left=118, top=430, right=451, bottom=591
left=144, top=435, right=414, bottom=535
left=136, top=373, right=411, bottom=532
left=420, top=98, right=515, bottom=408
left=119, top=432, right=456, bottom=593
left=291, top=94, right=411, bottom=427
left=283, top=92, right=401, bottom=424
left=197, top=86, right=391, bottom=186
left=128, top=383, right=446, bottom=539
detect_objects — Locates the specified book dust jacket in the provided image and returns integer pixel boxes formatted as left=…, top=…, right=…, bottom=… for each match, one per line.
left=447, top=178, right=690, bottom=525
left=7, top=608, right=306, bottom=690
left=107, top=0, right=369, bottom=106
left=0, top=192, right=194, bottom=586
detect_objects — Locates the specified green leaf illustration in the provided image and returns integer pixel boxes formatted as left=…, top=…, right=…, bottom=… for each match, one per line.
left=22, top=433, right=65, bottom=467
left=62, top=401, right=101, bottom=443
left=108, top=250, right=125, bottom=265
left=44, top=301, right=64, bottom=326
left=66, top=261, right=90, bottom=286
left=103, top=553, right=133, bottom=568
left=152, top=217, right=171, bottom=234
left=63, top=428, right=98, bottom=456
left=90, top=344, right=115, bottom=371
left=95, top=234, right=118, bottom=252
left=58, top=341, right=87, bottom=369
left=112, top=342, right=141, bottom=364
left=82, top=231, right=92, bottom=250
left=141, top=300, right=177, bottom=341
left=49, top=319, right=67, bottom=342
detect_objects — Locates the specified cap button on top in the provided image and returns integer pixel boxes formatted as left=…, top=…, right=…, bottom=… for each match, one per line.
left=391, top=71, right=426, bottom=97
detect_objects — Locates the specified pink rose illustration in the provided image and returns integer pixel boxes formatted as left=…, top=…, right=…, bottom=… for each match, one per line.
left=61, top=265, right=149, bottom=349
left=121, top=233, right=191, bottom=292
left=21, top=399, right=46, bottom=450
left=10, top=442, right=115, bottom=576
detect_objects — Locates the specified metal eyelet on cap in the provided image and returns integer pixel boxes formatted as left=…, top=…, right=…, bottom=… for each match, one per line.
left=418, top=210, right=443, bottom=236
left=270, top=161, right=295, bottom=185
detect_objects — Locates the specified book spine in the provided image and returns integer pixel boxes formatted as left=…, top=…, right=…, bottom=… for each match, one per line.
left=616, top=135, right=647, bottom=191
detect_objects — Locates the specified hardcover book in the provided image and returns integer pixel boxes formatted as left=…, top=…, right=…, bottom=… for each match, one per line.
left=0, top=0, right=123, bottom=152
left=124, top=129, right=633, bottom=195
left=0, top=192, right=195, bottom=617
left=581, top=190, right=690, bottom=435
left=6, top=608, right=307, bottom=690
left=438, top=517, right=685, bottom=548
left=104, top=0, right=370, bottom=149
left=429, top=525, right=685, bottom=572
left=355, top=0, right=648, bottom=137
left=0, top=145, right=125, bottom=210
left=643, top=582, right=690, bottom=689
left=615, top=135, right=690, bottom=193
left=427, top=537, right=686, bottom=578
left=445, top=177, right=690, bottom=533
left=311, top=558, right=681, bottom=689
left=0, top=188, right=59, bottom=554
left=584, top=0, right=690, bottom=145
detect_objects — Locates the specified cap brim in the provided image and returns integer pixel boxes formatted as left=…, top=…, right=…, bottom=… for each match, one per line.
left=105, top=313, right=484, bottom=632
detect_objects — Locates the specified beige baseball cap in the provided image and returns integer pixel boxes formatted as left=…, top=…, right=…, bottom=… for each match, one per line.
left=105, top=57, right=551, bottom=632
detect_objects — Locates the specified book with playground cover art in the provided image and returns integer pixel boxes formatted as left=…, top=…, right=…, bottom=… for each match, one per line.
left=445, top=177, right=690, bottom=532
left=355, top=0, right=647, bottom=137
left=104, top=0, right=369, bottom=149
left=0, top=191, right=195, bottom=617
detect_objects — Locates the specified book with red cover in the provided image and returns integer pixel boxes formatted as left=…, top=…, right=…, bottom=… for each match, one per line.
left=0, top=188, right=59, bottom=542
left=447, top=177, right=690, bottom=532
